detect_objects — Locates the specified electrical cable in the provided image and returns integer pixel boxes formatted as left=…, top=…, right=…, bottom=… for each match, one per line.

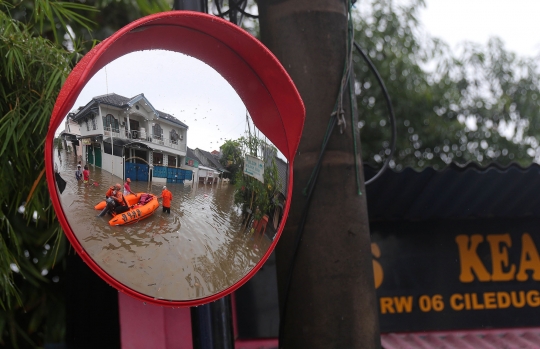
left=213, top=0, right=258, bottom=20
left=229, top=0, right=258, bottom=19
left=278, top=115, right=337, bottom=348
left=349, top=72, right=362, bottom=195
left=213, top=0, right=231, bottom=17
left=302, top=5, right=355, bottom=194
left=353, top=41, right=397, bottom=185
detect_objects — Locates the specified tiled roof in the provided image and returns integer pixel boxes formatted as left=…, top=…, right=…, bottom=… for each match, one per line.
left=186, top=147, right=201, bottom=163
left=381, top=328, right=540, bottom=349
left=364, top=162, right=540, bottom=221
left=197, top=148, right=225, bottom=171
left=155, top=109, right=187, bottom=128
left=93, top=93, right=131, bottom=106
left=75, top=93, right=188, bottom=128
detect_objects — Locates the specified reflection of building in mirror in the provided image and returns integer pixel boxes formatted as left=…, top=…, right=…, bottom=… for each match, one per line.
left=58, top=117, right=83, bottom=159
left=54, top=95, right=291, bottom=300
left=65, top=93, right=192, bottom=184
left=193, top=148, right=226, bottom=184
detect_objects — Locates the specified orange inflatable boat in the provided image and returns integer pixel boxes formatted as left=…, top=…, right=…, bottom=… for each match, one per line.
left=95, top=193, right=159, bottom=226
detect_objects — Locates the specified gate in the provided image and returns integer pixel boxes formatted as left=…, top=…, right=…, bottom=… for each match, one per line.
left=94, top=146, right=102, bottom=167
left=166, top=168, right=193, bottom=184
left=125, top=162, right=149, bottom=182
left=87, top=145, right=94, bottom=165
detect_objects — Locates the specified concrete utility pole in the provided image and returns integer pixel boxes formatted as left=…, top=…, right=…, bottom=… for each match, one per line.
left=258, top=1, right=381, bottom=348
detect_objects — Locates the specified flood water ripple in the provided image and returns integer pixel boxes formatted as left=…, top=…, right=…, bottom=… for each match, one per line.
left=55, top=150, right=271, bottom=300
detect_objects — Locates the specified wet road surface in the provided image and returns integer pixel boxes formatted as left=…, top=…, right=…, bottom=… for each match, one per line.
left=54, top=150, right=271, bottom=300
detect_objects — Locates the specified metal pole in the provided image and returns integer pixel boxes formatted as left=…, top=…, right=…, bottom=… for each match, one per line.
left=110, top=121, right=114, bottom=178
left=170, top=3, right=235, bottom=348
left=191, top=297, right=234, bottom=349
left=173, top=0, right=234, bottom=349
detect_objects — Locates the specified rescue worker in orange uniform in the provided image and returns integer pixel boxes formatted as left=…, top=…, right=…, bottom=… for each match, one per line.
left=103, top=184, right=128, bottom=216
left=159, top=186, right=173, bottom=214
left=112, top=183, right=128, bottom=211
left=99, top=184, right=126, bottom=217
left=105, top=185, right=115, bottom=199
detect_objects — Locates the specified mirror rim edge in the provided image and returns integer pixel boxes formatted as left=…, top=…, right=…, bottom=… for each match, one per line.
left=45, top=11, right=304, bottom=307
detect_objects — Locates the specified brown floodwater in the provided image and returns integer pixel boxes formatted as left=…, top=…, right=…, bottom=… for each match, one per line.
left=54, top=150, right=271, bottom=301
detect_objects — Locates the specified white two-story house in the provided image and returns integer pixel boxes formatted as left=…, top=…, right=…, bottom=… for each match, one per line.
left=69, top=93, right=188, bottom=182
left=59, top=117, right=82, bottom=159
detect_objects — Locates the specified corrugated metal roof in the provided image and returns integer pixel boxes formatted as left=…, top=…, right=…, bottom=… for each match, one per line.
left=381, top=328, right=540, bottom=349
left=365, top=163, right=540, bottom=221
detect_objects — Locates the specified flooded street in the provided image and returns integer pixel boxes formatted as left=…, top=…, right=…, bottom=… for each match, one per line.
left=54, top=150, right=272, bottom=300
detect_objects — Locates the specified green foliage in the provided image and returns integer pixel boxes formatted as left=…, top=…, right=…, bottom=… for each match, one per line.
left=208, top=0, right=259, bottom=36
left=219, top=139, right=243, bottom=183
left=4, top=0, right=171, bottom=51
left=227, top=136, right=281, bottom=222
left=0, top=0, right=171, bottom=346
left=354, top=0, right=540, bottom=170
left=0, top=8, right=75, bottom=346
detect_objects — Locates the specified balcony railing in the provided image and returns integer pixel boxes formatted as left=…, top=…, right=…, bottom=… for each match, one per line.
left=104, top=127, right=186, bottom=152
left=103, top=127, right=121, bottom=139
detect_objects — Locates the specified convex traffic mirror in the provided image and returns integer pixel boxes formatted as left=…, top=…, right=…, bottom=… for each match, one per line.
left=45, top=11, right=304, bottom=306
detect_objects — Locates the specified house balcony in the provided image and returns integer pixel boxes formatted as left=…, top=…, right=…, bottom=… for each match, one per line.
left=104, top=127, right=187, bottom=155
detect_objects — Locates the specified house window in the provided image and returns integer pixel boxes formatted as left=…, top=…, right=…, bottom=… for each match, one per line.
left=168, top=155, right=177, bottom=167
left=153, top=152, right=163, bottom=165
left=170, top=129, right=179, bottom=144
left=103, top=114, right=119, bottom=133
left=91, top=115, right=97, bottom=130
left=85, top=119, right=90, bottom=131
left=153, top=124, right=163, bottom=140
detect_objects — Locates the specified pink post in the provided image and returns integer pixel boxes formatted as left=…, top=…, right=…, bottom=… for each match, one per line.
left=119, top=293, right=193, bottom=349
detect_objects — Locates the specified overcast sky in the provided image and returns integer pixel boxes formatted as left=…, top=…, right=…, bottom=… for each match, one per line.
left=419, top=0, right=540, bottom=58
left=55, top=50, right=256, bottom=153
left=56, top=2, right=540, bottom=153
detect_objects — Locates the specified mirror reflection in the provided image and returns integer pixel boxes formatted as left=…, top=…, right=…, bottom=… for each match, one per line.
left=53, top=50, right=289, bottom=300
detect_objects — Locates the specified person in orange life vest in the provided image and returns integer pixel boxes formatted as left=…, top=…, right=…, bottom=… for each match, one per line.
left=112, top=184, right=129, bottom=213
left=99, top=184, right=126, bottom=216
left=159, top=186, right=173, bottom=214
left=105, top=185, right=115, bottom=199
left=112, top=184, right=125, bottom=204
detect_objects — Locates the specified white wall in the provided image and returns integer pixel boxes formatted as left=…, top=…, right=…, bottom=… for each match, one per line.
left=152, top=177, right=166, bottom=184
left=102, top=153, right=124, bottom=179
left=66, top=119, right=81, bottom=135
left=74, top=144, right=83, bottom=160
left=78, top=116, right=101, bottom=137
left=198, top=168, right=207, bottom=181
left=125, top=101, right=187, bottom=151
left=100, top=105, right=123, bottom=136
left=151, top=120, right=187, bottom=149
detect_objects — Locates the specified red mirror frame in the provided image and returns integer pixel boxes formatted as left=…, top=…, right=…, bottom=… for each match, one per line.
left=45, top=11, right=304, bottom=307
